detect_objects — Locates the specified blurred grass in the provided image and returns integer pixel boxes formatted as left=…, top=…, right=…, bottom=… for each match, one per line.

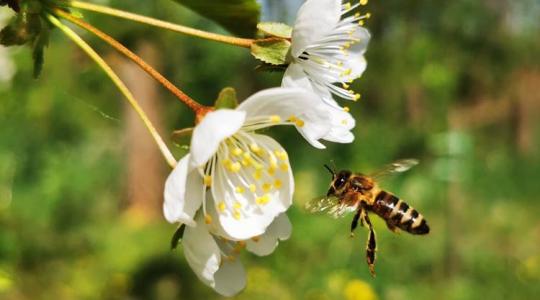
left=1, top=0, right=540, bottom=299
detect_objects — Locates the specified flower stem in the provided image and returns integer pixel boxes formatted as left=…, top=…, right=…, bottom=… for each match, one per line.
left=46, top=14, right=177, bottom=168
left=69, top=1, right=255, bottom=48
left=53, top=8, right=210, bottom=116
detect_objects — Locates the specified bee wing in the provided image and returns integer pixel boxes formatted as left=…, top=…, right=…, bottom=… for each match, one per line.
left=305, top=196, right=352, bottom=219
left=368, top=159, right=419, bottom=180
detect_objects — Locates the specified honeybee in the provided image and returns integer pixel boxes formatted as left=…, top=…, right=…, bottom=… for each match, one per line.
left=305, top=159, right=429, bottom=276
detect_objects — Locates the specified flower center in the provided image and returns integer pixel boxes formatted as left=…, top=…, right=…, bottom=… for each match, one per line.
left=202, top=129, right=290, bottom=222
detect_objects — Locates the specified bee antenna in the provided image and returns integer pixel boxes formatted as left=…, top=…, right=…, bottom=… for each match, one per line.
left=324, top=164, right=335, bottom=176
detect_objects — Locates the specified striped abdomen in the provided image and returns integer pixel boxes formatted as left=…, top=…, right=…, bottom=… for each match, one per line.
left=371, top=191, right=429, bottom=235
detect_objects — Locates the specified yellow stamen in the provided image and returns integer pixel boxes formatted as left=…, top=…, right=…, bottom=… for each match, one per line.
left=217, top=202, right=226, bottom=213
left=233, top=209, right=242, bottom=220
left=280, top=163, right=289, bottom=172
left=232, top=147, right=243, bottom=156
left=274, top=179, right=282, bottom=189
left=235, top=186, right=245, bottom=194
left=354, top=93, right=361, bottom=101
left=249, top=184, right=257, bottom=193
left=270, top=115, right=281, bottom=123
left=295, top=119, right=305, bottom=127
left=256, top=194, right=270, bottom=205
left=204, top=214, right=213, bottom=224
left=250, top=143, right=261, bottom=153
left=262, top=183, right=272, bottom=193
left=360, top=0, right=368, bottom=5
left=253, top=170, right=263, bottom=180
left=233, top=201, right=242, bottom=209
left=343, top=106, right=350, bottom=112
left=230, top=162, right=241, bottom=173
left=252, top=236, right=260, bottom=242
left=203, top=175, right=212, bottom=187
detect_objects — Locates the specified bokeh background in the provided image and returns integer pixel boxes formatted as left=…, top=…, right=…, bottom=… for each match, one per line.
left=1, top=0, right=540, bottom=299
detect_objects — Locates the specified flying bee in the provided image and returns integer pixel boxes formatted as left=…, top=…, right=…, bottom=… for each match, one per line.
left=305, top=159, right=429, bottom=276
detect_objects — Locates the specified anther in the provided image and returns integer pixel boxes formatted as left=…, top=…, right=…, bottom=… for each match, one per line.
left=205, top=214, right=213, bottom=224
left=233, top=209, right=242, bottom=220
left=262, top=183, right=272, bottom=192
left=230, top=162, right=241, bottom=173
left=232, top=148, right=243, bottom=156
left=256, top=194, right=270, bottom=205
left=249, top=184, right=257, bottom=193
left=270, top=115, right=281, bottom=123
left=218, top=202, right=226, bottom=213
left=203, top=175, right=212, bottom=187
left=274, top=179, right=282, bottom=189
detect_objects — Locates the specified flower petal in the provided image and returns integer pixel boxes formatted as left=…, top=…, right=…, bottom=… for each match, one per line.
left=246, top=213, right=292, bottom=256
left=322, top=103, right=355, bottom=143
left=182, top=219, right=221, bottom=285
left=291, top=0, right=342, bottom=57
left=237, top=87, right=331, bottom=147
left=211, top=134, right=294, bottom=240
left=163, top=154, right=202, bottom=226
left=213, top=258, right=246, bottom=297
left=343, top=28, right=370, bottom=81
left=191, top=109, right=246, bottom=167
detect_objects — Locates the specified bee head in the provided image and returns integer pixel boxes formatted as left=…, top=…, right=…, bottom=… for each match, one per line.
left=326, top=167, right=352, bottom=197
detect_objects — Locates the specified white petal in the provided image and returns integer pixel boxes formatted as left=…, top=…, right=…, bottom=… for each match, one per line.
left=322, top=105, right=355, bottom=143
left=246, top=214, right=292, bottom=256
left=182, top=220, right=221, bottom=286
left=213, top=259, right=246, bottom=297
left=212, top=135, right=294, bottom=240
left=343, top=28, right=371, bottom=81
left=163, top=154, right=202, bottom=226
left=191, top=109, right=246, bottom=167
left=282, top=63, right=311, bottom=90
left=291, top=0, right=341, bottom=57
left=237, top=87, right=331, bottom=146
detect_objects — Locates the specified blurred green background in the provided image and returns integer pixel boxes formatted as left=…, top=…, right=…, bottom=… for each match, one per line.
left=1, top=0, right=540, bottom=299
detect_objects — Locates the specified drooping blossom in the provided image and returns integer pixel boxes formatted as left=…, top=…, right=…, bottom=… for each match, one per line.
left=182, top=209, right=291, bottom=296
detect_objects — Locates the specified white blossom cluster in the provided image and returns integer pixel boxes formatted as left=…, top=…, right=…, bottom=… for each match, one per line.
left=163, top=0, right=370, bottom=296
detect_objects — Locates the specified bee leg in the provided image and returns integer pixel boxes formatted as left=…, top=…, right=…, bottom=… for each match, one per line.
left=350, top=209, right=362, bottom=237
left=363, top=212, right=377, bottom=277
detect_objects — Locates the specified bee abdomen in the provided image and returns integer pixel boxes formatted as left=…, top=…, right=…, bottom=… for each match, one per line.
left=372, top=191, right=429, bottom=235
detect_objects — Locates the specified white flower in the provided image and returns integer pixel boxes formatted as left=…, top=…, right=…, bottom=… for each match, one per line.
left=182, top=211, right=292, bottom=296
left=283, top=0, right=371, bottom=105
left=164, top=87, right=333, bottom=241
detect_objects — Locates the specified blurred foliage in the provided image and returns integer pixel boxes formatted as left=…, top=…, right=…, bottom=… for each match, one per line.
left=1, top=0, right=540, bottom=299
left=171, top=0, right=260, bottom=37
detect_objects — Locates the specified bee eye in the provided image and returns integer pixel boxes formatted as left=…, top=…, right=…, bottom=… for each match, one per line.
left=335, top=177, right=346, bottom=188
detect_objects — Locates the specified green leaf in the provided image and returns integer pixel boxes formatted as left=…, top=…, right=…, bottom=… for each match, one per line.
left=170, top=224, right=186, bottom=250
left=257, top=22, right=292, bottom=38
left=251, top=39, right=291, bottom=65
left=172, top=0, right=260, bottom=37
left=214, top=87, right=238, bottom=109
